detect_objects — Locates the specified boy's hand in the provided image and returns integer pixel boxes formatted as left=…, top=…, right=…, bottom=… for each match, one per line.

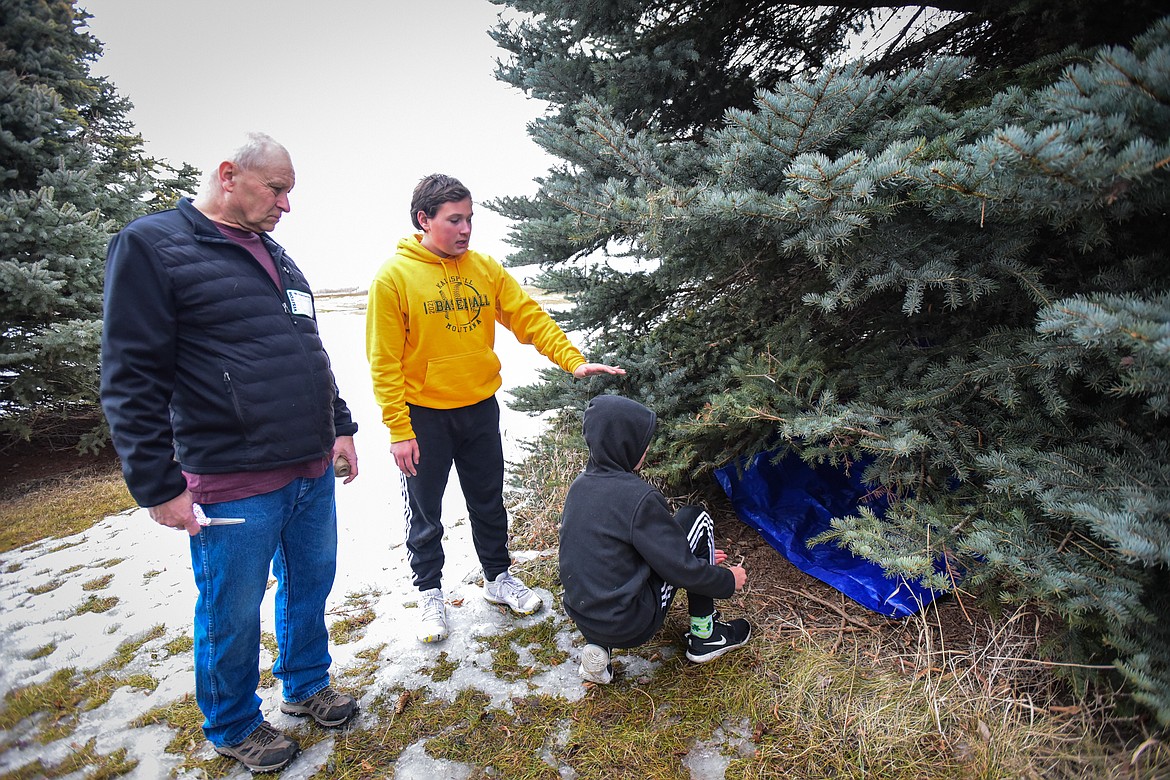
left=573, top=362, right=626, bottom=378
left=729, top=565, right=747, bottom=591
left=714, top=549, right=728, bottom=565
left=392, top=438, right=420, bottom=477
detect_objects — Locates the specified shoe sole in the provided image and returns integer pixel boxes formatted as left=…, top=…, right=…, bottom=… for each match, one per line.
left=483, top=594, right=543, bottom=615
left=214, top=746, right=299, bottom=774
left=685, top=631, right=752, bottom=664
left=579, top=665, right=612, bottom=684
left=418, top=630, right=448, bottom=643
left=579, top=667, right=612, bottom=684
left=579, top=645, right=613, bottom=684
left=279, top=704, right=357, bottom=728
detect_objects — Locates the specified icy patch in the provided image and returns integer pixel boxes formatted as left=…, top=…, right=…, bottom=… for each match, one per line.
left=541, top=719, right=578, bottom=779
left=684, top=725, right=735, bottom=779
left=392, top=740, right=473, bottom=779
left=683, top=719, right=758, bottom=780
left=360, top=570, right=588, bottom=711
left=278, top=736, right=334, bottom=780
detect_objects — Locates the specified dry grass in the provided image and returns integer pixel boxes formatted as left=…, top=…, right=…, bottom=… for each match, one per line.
left=2, top=419, right=1167, bottom=778
left=6, top=575, right=1165, bottom=779
left=72, top=594, right=119, bottom=615
left=82, top=573, right=114, bottom=591
left=497, top=424, right=1170, bottom=780
left=862, top=603, right=1170, bottom=780
left=0, top=469, right=133, bottom=553
left=328, top=588, right=382, bottom=645
left=523, top=601, right=1170, bottom=779
left=506, top=411, right=587, bottom=549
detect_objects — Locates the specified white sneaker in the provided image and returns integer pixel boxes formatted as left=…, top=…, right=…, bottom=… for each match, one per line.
left=483, top=570, right=542, bottom=615
left=579, top=644, right=613, bottom=684
left=416, top=588, right=448, bottom=643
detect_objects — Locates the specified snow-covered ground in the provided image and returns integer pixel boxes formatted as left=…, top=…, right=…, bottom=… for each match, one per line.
left=0, top=299, right=731, bottom=779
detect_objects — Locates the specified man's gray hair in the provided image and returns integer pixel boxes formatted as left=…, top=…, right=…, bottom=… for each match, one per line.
left=231, top=132, right=288, bottom=171
left=199, top=132, right=289, bottom=195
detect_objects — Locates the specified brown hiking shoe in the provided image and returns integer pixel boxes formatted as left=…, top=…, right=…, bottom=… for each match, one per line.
left=279, top=686, right=357, bottom=727
left=215, top=721, right=299, bottom=773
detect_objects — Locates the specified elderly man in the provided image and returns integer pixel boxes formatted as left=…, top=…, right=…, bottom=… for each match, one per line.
left=101, top=132, right=358, bottom=773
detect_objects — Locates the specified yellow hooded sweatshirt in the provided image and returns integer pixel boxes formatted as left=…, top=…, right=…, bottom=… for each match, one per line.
left=366, top=235, right=586, bottom=442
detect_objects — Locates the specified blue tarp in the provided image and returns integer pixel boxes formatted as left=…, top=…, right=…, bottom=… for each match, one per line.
left=715, top=451, right=943, bottom=618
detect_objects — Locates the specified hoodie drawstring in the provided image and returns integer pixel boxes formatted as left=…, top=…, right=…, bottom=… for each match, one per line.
left=436, top=256, right=471, bottom=330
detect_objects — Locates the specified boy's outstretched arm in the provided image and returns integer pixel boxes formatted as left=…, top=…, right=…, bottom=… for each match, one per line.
left=574, top=362, right=626, bottom=378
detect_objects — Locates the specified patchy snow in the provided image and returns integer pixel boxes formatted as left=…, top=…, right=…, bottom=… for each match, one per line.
left=0, top=301, right=729, bottom=779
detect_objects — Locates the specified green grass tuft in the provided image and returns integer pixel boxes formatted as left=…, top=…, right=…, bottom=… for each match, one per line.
left=26, top=643, right=56, bottom=660
left=421, top=651, right=459, bottom=682
left=476, top=616, right=570, bottom=681
left=0, top=737, right=137, bottom=779
left=328, top=587, right=382, bottom=645
left=104, top=625, right=166, bottom=671
left=164, top=634, right=194, bottom=656
left=73, top=594, right=118, bottom=615
left=81, top=573, right=114, bottom=591
left=26, top=579, right=62, bottom=595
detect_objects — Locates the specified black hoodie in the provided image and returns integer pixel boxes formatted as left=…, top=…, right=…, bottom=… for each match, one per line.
left=559, top=395, right=735, bottom=647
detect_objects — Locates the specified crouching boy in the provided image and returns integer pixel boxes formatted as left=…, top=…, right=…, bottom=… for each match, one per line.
left=559, top=394, right=751, bottom=684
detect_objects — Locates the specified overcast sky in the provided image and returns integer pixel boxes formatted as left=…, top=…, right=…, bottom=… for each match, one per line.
left=81, top=0, right=554, bottom=289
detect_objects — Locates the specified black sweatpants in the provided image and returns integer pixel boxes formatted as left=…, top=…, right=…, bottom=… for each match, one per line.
left=654, top=505, right=716, bottom=622
left=401, top=397, right=511, bottom=592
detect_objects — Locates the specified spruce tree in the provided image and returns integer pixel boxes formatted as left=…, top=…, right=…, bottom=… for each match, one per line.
left=492, top=3, right=1170, bottom=723
left=490, top=0, right=1167, bottom=138
left=0, top=0, right=196, bottom=448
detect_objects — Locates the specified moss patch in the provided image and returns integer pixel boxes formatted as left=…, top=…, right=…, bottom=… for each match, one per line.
left=420, top=651, right=459, bottom=682
left=475, top=617, right=570, bottom=681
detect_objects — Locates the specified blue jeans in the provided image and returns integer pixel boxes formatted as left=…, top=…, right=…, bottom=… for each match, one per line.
left=189, top=472, right=338, bottom=747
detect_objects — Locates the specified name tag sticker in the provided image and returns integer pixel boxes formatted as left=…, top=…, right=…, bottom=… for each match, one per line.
left=287, top=289, right=315, bottom=318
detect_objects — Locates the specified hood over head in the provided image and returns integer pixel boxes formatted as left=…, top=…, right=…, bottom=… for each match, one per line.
left=582, top=394, right=657, bottom=473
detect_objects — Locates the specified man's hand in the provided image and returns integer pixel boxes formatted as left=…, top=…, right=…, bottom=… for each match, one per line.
left=573, top=362, right=626, bottom=378
left=147, top=490, right=202, bottom=536
left=729, top=564, right=747, bottom=591
left=714, top=548, right=728, bottom=565
left=333, top=435, right=359, bottom=484
left=392, top=438, right=420, bottom=477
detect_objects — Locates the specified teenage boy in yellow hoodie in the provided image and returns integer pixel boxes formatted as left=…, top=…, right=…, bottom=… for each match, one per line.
left=367, top=174, right=625, bottom=643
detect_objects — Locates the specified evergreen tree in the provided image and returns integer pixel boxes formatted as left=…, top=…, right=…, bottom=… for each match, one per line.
left=491, top=0, right=1167, bottom=139
left=492, top=2, right=1170, bottom=723
left=0, top=0, right=197, bottom=448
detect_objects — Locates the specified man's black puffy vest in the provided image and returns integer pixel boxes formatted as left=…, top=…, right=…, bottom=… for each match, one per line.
left=101, top=198, right=357, bottom=507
